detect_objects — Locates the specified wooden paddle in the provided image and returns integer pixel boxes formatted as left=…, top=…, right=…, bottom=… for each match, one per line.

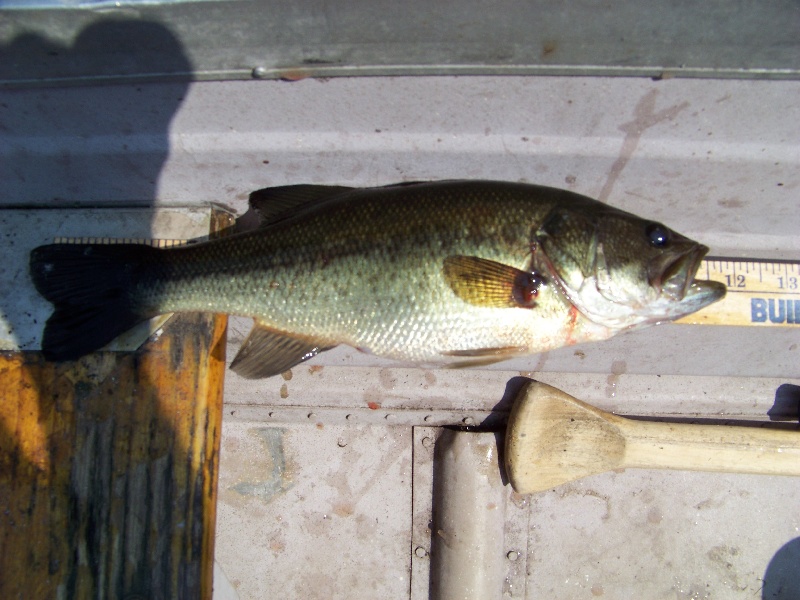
left=505, top=380, right=800, bottom=494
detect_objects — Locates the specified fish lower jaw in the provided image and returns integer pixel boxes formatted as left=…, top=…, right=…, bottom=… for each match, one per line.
left=564, top=294, right=686, bottom=330
left=560, top=282, right=645, bottom=331
left=561, top=276, right=724, bottom=331
left=598, top=295, right=716, bottom=330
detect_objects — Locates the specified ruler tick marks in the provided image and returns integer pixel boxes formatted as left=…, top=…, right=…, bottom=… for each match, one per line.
left=677, top=257, right=800, bottom=327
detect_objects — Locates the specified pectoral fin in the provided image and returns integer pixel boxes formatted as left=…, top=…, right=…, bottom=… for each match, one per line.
left=443, top=256, right=545, bottom=309
left=230, top=320, right=335, bottom=379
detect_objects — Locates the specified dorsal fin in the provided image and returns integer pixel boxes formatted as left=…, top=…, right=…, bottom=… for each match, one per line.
left=249, top=185, right=353, bottom=226
left=377, top=180, right=429, bottom=189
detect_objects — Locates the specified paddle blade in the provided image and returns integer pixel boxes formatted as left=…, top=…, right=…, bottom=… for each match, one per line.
left=505, top=380, right=627, bottom=494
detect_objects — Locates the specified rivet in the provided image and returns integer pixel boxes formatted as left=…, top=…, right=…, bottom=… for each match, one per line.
left=345, top=414, right=354, bottom=420
left=463, top=416, right=476, bottom=426
left=414, top=546, right=428, bottom=558
left=506, top=550, right=519, bottom=561
left=421, top=437, right=434, bottom=448
left=307, top=412, right=316, bottom=419
left=385, top=413, right=395, bottom=421
left=423, top=415, right=433, bottom=422
left=251, top=66, right=268, bottom=79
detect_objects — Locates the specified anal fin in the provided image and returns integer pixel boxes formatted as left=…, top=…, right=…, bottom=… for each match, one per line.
left=441, top=346, right=529, bottom=368
left=230, top=320, right=335, bottom=379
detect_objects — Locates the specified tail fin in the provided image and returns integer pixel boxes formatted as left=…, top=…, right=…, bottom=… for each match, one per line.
left=29, top=243, right=159, bottom=361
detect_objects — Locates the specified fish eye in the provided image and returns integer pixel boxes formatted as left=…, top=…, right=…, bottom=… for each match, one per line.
left=645, top=223, right=670, bottom=247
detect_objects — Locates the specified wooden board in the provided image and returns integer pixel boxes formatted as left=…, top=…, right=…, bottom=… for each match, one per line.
left=0, top=206, right=234, bottom=599
left=0, top=312, right=227, bottom=600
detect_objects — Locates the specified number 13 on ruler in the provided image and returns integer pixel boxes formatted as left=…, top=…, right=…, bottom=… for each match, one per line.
left=676, top=259, right=800, bottom=327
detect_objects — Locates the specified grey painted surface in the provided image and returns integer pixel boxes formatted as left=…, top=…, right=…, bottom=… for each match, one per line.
left=2, top=1, right=799, bottom=86
left=1, top=75, right=797, bottom=598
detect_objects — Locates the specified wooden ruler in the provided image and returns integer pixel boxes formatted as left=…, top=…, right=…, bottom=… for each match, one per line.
left=53, top=236, right=196, bottom=247
left=677, top=258, right=800, bottom=327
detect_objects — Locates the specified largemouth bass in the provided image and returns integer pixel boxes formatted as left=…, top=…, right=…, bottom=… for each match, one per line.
left=30, top=181, right=725, bottom=378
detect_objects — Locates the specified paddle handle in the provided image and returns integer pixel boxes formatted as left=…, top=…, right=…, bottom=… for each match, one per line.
left=620, top=419, right=800, bottom=476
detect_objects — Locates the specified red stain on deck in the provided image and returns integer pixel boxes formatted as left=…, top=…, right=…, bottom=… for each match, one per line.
left=367, top=401, right=381, bottom=410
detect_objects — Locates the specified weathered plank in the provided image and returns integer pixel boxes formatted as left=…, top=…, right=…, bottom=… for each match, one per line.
left=0, top=311, right=226, bottom=599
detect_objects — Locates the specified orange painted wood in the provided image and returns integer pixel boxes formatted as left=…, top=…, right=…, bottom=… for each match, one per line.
left=0, top=311, right=226, bottom=600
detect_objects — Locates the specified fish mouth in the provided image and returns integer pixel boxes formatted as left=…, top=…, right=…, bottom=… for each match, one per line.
left=648, top=244, right=710, bottom=301
left=679, top=278, right=727, bottom=312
